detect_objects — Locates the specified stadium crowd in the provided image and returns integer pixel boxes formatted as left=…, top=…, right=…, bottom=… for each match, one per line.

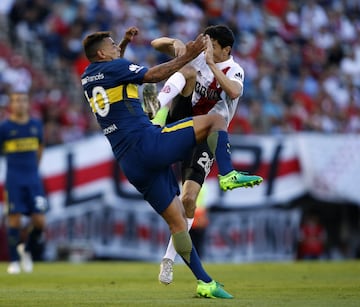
left=0, top=0, right=359, bottom=146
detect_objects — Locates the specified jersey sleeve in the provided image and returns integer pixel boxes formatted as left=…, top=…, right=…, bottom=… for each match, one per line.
left=226, top=64, right=245, bottom=97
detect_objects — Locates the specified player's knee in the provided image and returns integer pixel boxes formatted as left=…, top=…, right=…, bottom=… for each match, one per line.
left=181, top=193, right=197, bottom=218
left=7, top=214, right=22, bottom=228
left=180, top=65, right=197, bottom=79
left=172, top=231, right=192, bottom=263
left=32, top=215, right=46, bottom=229
left=206, top=113, right=226, bottom=132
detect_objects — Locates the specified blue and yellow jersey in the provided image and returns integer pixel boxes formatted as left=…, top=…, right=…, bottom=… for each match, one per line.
left=81, top=58, right=152, bottom=158
left=0, top=118, right=43, bottom=185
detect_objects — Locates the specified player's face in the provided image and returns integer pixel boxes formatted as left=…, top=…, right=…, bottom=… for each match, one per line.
left=101, top=37, right=120, bottom=60
left=211, top=39, right=230, bottom=63
left=9, top=93, right=30, bottom=117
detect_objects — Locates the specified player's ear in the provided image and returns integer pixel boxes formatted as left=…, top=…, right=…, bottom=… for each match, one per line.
left=97, top=48, right=106, bottom=59
left=224, top=46, right=231, bottom=55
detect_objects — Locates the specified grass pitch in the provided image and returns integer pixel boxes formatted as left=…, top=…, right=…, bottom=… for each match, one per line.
left=0, top=260, right=359, bottom=306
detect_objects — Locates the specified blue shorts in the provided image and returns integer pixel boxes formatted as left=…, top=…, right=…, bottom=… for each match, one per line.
left=119, top=118, right=196, bottom=214
left=5, top=181, right=48, bottom=215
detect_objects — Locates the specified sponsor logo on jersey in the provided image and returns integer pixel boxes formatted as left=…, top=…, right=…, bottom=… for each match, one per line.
left=195, top=82, right=221, bottom=100
left=81, top=73, right=105, bottom=85
left=4, top=137, right=39, bottom=153
left=234, top=72, right=243, bottom=81
left=103, top=124, right=118, bottom=135
left=129, top=64, right=144, bottom=73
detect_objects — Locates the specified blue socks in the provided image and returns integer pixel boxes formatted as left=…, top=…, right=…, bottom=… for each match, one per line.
left=207, top=131, right=233, bottom=175
left=7, top=227, right=20, bottom=261
left=25, top=227, right=43, bottom=253
left=180, top=247, right=212, bottom=282
left=172, top=230, right=212, bottom=282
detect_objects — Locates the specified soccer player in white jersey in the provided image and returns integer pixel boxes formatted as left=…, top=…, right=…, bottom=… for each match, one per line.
left=143, top=25, right=263, bottom=285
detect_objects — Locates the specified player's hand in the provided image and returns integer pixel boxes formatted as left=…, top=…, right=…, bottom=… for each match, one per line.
left=204, top=35, right=215, bottom=66
left=184, top=34, right=206, bottom=60
left=173, top=39, right=186, bottom=57
left=124, top=26, right=139, bottom=42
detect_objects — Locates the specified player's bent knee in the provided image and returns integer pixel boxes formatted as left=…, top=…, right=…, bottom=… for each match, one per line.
left=172, top=231, right=192, bottom=263
left=180, top=65, right=197, bottom=79
left=181, top=195, right=197, bottom=215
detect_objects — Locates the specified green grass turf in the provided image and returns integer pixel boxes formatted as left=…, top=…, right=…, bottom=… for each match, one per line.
left=0, top=260, right=359, bottom=307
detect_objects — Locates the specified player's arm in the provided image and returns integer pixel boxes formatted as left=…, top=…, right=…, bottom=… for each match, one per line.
left=118, top=26, right=138, bottom=58
left=143, top=34, right=206, bottom=83
left=37, top=121, right=44, bottom=164
left=204, top=36, right=242, bottom=99
left=37, top=143, right=44, bottom=165
left=151, top=37, right=186, bottom=57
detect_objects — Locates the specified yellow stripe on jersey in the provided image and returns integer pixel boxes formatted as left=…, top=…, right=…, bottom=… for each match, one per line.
left=3, top=137, right=39, bottom=153
left=161, top=119, right=194, bottom=133
left=89, top=84, right=139, bottom=113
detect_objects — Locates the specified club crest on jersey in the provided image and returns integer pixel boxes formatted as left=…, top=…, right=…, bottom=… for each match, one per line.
left=160, top=85, right=171, bottom=93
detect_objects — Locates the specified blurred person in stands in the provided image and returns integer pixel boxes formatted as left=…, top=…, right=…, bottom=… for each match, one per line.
left=298, top=214, right=327, bottom=260
left=0, top=91, right=48, bottom=274
left=143, top=24, right=263, bottom=285
left=2, top=55, right=32, bottom=93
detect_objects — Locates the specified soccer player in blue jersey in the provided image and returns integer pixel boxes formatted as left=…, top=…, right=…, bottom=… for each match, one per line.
left=81, top=29, right=251, bottom=299
left=0, top=92, right=48, bottom=274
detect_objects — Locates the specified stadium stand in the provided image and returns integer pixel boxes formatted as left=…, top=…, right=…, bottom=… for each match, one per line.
left=0, top=0, right=359, bottom=144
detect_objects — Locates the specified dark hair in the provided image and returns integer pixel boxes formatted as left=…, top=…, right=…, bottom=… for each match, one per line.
left=204, top=25, right=235, bottom=49
left=82, top=31, right=111, bottom=61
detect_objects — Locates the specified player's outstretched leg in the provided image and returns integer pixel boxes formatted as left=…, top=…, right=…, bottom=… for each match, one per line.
left=206, top=130, right=263, bottom=190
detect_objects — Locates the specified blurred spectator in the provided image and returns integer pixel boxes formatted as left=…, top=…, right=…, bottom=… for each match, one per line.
left=298, top=214, right=327, bottom=260
left=340, top=44, right=360, bottom=87
left=299, top=0, right=328, bottom=39
left=2, top=55, right=32, bottom=93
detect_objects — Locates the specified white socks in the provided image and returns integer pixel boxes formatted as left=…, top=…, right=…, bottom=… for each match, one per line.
left=163, top=217, right=194, bottom=261
left=158, top=72, right=186, bottom=108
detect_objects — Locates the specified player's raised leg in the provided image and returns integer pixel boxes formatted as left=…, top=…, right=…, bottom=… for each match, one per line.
left=193, top=113, right=263, bottom=190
